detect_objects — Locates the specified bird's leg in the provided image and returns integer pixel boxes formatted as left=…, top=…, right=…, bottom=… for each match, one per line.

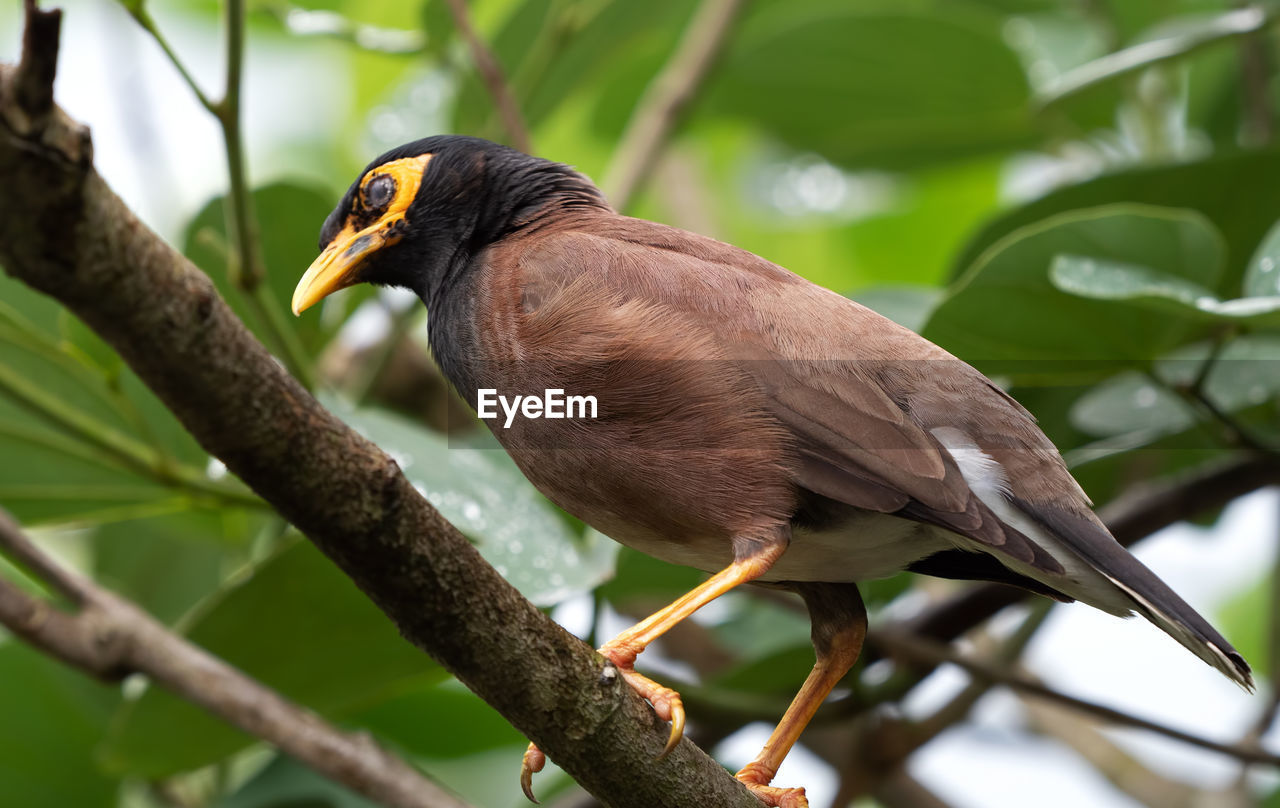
left=520, top=535, right=787, bottom=803
left=736, top=583, right=867, bottom=808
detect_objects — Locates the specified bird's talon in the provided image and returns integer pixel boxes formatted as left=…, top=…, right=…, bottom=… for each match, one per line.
left=658, top=696, right=685, bottom=759
left=520, top=743, right=545, bottom=804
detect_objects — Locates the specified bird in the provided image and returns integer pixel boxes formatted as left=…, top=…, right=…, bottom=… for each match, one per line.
left=292, top=135, right=1253, bottom=808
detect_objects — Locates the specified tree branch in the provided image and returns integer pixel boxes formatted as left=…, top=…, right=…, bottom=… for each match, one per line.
left=0, top=7, right=760, bottom=807
left=1023, top=698, right=1231, bottom=808
left=0, top=508, right=470, bottom=808
left=872, top=628, right=1280, bottom=768
left=443, top=0, right=531, bottom=154
left=602, top=0, right=745, bottom=211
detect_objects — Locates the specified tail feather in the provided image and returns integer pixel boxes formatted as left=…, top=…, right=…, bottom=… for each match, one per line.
left=1105, top=572, right=1254, bottom=691
left=1015, top=499, right=1254, bottom=691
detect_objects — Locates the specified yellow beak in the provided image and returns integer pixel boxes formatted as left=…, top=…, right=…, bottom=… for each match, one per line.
left=292, top=153, right=433, bottom=315
left=291, top=223, right=384, bottom=315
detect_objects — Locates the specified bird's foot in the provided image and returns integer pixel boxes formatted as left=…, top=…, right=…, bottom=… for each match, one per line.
left=736, top=762, right=809, bottom=808
left=598, top=640, right=686, bottom=757
left=518, top=645, right=687, bottom=804
left=520, top=743, right=545, bottom=803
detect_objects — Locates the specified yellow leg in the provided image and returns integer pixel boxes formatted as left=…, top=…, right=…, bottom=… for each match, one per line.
left=520, top=538, right=787, bottom=803
left=736, top=583, right=867, bottom=808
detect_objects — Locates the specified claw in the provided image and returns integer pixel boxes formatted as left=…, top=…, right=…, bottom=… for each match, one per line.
left=608, top=664, right=686, bottom=761
left=520, top=743, right=545, bottom=804
left=657, top=696, right=685, bottom=760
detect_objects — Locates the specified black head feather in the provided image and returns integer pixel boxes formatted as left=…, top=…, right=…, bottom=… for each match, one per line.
left=318, top=136, right=609, bottom=299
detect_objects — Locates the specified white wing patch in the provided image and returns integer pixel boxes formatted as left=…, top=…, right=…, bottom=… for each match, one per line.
left=930, top=426, right=1131, bottom=616
left=929, top=427, right=1010, bottom=501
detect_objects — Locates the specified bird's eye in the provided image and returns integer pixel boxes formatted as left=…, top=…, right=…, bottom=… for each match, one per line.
left=364, top=175, right=396, bottom=209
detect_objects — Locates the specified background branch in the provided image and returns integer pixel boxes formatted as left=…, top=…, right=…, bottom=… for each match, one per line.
left=0, top=508, right=468, bottom=808
left=871, top=628, right=1280, bottom=767
left=443, top=0, right=531, bottom=154
left=603, top=0, right=745, bottom=210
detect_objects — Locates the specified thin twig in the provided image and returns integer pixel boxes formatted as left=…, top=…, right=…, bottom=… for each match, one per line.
left=911, top=601, right=1053, bottom=742
left=215, top=0, right=259, bottom=289
left=0, top=508, right=91, bottom=605
left=872, top=771, right=958, bottom=808
left=831, top=604, right=1052, bottom=806
left=602, top=0, right=745, bottom=210
left=1234, top=500, right=1280, bottom=787
left=123, top=6, right=218, bottom=113
left=872, top=629, right=1280, bottom=768
left=122, top=0, right=316, bottom=388
left=443, top=0, right=531, bottom=154
left=1177, top=379, right=1279, bottom=455
left=215, top=0, right=315, bottom=387
left=1024, top=698, right=1229, bottom=808
left=1236, top=0, right=1274, bottom=146
left=349, top=304, right=422, bottom=405
left=0, top=508, right=472, bottom=808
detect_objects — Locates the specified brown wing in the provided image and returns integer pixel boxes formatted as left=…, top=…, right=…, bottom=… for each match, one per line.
left=489, top=220, right=1065, bottom=574
left=484, top=217, right=1252, bottom=687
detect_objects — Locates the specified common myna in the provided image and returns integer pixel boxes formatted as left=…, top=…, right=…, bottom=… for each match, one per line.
left=293, top=136, right=1253, bottom=808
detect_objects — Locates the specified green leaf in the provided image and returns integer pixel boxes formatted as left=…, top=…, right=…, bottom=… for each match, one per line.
left=219, top=754, right=381, bottom=808
left=101, top=539, right=444, bottom=777
left=850, top=286, right=943, bottom=334
left=0, top=274, right=218, bottom=525
left=953, top=150, right=1280, bottom=291
left=92, top=509, right=249, bottom=625
left=598, top=547, right=705, bottom=606
left=1052, top=254, right=1280, bottom=327
left=1069, top=371, right=1193, bottom=438
left=183, top=183, right=339, bottom=355
left=1245, top=218, right=1280, bottom=298
left=1172, top=335, right=1280, bottom=412
left=709, top=592, right=811, bottom=664
left=711, top=644, right=817, bottom=694
left=706, top=5, right=1034, bottom=169
left=0, top=641, right=119, bottom=807
left=356, top=679, right=525, bottom=759
left=1051, top=255, right=1219, bottom=309
left=923, top=205, right=1225, bottom=372
left=329, top=401, right=617, bottom=606
left=1033, top=8, right=1271, bottom=112
left=1069, top=335, right=1280, bottom=441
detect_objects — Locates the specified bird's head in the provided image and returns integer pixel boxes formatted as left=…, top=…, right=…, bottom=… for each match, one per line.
left=291, top=135, right=607, bottom=315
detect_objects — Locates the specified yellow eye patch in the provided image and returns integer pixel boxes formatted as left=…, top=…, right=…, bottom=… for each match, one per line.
left=292, top=153, right=432, bottom=315
left=357, top=154, right=431, bottom=217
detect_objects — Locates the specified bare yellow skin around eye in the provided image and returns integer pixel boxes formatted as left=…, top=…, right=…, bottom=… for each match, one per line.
left=291, top=153, right=432, bottom=315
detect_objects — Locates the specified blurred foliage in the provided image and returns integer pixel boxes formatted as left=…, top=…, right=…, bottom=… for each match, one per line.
left=3, top=0, right=1280, bottom=806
